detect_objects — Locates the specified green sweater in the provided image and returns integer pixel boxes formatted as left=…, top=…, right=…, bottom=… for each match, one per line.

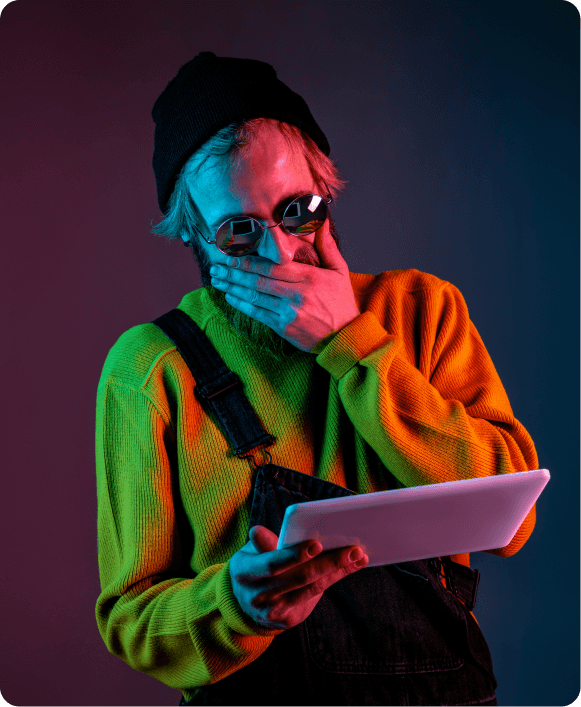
left=95, top=269, right=538, bottom=700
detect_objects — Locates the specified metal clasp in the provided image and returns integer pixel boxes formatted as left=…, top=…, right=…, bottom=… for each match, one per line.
left=238, top=447, right=273, bottom=468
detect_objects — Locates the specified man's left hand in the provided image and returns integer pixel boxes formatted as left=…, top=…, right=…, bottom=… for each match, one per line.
left=209, top=221, right=360, bottom=352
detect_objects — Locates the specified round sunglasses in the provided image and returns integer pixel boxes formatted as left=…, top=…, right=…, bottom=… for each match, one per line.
left=194, top=186, right=333, bottom=257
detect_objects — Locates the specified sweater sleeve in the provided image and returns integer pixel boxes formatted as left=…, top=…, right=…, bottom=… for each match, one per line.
left=95, top=379, right=282, bottom=697
left=314, top=278, right=538, bottom=557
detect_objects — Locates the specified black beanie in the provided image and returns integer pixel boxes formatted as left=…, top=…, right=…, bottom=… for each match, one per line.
left=152, top=52, right=331, bottom=213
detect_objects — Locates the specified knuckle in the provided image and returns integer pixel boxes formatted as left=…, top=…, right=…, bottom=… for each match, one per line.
left=332, top=553, right=346, bottom=571
left=308, top=577, right=325, bottom=596
left=264, top=559, right=278, bottom=577
left=297, top=545, right=308, bottom=562
left=304, top=575, right=329, bottom=599
left=267, top=614, right=289, bottom=630
left=260, top=261, right=273, bottom=277
left=295, top=566, right=313, bottom=587
left=265, top=604, right=281, bottom=623
left=249, top=591, right=268, bottom=609
left=233, top=571, right=249, bottom=586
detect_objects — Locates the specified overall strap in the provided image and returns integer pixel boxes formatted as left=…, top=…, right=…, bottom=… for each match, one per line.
left=152, top=308, right=275, bottom=459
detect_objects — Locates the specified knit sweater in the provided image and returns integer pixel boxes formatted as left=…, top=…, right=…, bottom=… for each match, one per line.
left=95, top=268, right=538, bottom=700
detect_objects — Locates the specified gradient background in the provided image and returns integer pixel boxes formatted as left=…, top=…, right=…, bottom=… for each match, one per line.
left=0, top=1, right=578, bottom=706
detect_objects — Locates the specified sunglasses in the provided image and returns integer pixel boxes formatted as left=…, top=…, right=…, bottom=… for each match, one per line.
left=194, top=186, right=333, bottom=257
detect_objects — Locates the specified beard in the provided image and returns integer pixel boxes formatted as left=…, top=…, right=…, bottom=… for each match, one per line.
left=188, top=213, right=343, bottom=360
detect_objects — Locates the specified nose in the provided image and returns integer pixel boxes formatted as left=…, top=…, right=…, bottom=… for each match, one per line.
left=255, top=225, right=296, bottom=265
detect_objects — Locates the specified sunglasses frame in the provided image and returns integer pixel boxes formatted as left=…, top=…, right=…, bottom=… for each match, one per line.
left=192, top=182, right=333, bottom=256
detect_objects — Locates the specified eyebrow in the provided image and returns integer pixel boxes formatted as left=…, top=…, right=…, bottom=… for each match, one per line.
left=209, top=191, right=309, bottom=230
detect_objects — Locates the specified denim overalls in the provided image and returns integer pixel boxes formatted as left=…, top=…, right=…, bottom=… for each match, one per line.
left=154, top=309, right=499, bottom=707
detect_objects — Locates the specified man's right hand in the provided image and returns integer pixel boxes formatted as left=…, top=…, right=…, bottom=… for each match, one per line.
left=229, top=525, right=369, bottom=631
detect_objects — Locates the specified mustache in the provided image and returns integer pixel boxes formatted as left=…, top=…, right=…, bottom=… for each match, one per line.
left=292, top=242, right=322, bottom=268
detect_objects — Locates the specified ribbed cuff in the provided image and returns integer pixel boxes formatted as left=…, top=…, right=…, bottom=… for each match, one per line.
left=314, top=311, right=399, bottom=380
left=217, top=559, right=284, bottom=638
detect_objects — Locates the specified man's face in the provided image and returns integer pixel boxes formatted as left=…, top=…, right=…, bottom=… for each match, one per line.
left=183, top=123, right=340, bottom=358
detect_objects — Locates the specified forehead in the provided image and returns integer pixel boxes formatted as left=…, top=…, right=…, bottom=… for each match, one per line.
left=184, top=125, right=316, bottom=226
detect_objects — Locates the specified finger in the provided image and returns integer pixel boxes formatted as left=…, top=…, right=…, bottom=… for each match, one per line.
left=249, top=525, right=279, bottom=553
left=247, top=537, right=324, bottom=581
left=313, top=219, right=346, bottom=272
left=269, top=546, right=368, bottom=596
left=215, top=265, right=303, bottom=302
left=224, top=292, right=280, bottom=330
left=228, top=255, right=307, bottom=283
left=211, top=265, right=263, bottom=292
left=280, top=552, right=369, bottom=604
left=212, top=278, right=286, bottom=312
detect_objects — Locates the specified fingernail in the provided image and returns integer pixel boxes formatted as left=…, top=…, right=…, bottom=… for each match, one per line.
left=355, top=555, right=369, bottom=568
left=349, top=548, right=363, bottom=562
left=308, top=543, right=322, bottom=557
left=227, top=257, right=239, bottom=268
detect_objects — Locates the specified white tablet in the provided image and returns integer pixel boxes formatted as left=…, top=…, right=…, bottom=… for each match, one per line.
left=277, top=469, right=550, bottom=566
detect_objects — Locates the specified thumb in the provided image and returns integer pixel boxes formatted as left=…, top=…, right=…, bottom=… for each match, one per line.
left=314, top=219, right=345, bottom=272
left=249, top=525, right=279, bottom=553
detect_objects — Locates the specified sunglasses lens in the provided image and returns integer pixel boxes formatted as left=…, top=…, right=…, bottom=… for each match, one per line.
left=215, top=218, right=262, bottom=256
left=213, top=194, right=329, bottom=254
left=283, top=194, right=328, bottom=235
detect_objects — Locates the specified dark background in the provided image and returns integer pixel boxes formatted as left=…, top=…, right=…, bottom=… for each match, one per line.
left=0, top=1, right=578, bottom=706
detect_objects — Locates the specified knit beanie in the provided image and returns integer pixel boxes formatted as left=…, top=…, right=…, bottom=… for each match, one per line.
left=152, top=51, right=331, bottom=213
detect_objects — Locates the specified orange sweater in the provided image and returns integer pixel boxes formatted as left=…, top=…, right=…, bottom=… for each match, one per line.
left=95, top=269, right=538, bottom=701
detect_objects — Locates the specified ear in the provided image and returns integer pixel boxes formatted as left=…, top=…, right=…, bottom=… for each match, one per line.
left=181, top=234, right=191, bottom=247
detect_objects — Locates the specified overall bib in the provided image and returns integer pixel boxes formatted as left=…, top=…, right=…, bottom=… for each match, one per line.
left=154, top=309, right=499, bottom=707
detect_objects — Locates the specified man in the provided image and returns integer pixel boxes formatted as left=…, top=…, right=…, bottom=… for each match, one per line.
left=95, top=52, right=538, bottom=706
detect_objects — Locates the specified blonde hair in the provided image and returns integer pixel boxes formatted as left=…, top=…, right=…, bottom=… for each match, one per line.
left=151, top=118, right=347, bottom=242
